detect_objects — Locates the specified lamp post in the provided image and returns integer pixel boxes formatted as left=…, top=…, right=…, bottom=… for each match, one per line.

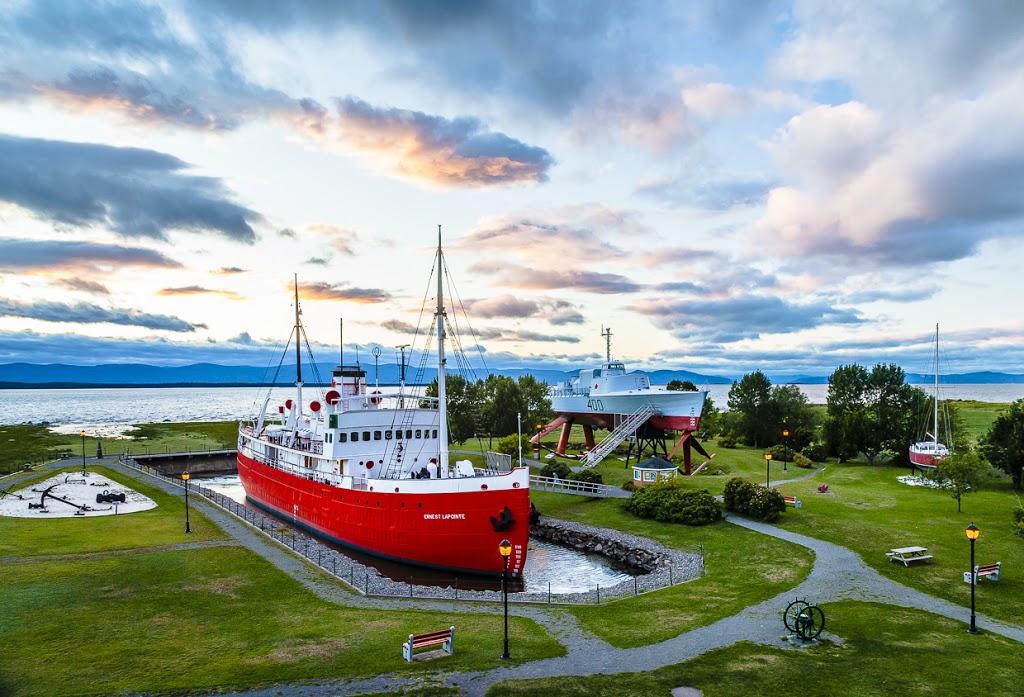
left=966, top=523, right=980, bottom=634
left=80, top=430, right=87, bottom=474
left=499, top=538, right=512, bottom=659
left=764, top=452, right=772, bottom=488
left=783, top=430, right=789, bottom=472
left=182, top=472, right=192, bottom=534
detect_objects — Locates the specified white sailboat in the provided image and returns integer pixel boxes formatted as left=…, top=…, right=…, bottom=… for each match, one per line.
left=909, top=323, right=950, bottom=470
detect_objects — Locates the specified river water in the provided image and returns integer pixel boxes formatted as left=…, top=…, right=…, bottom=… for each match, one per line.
left=3, top=383, right=1023, bottom=435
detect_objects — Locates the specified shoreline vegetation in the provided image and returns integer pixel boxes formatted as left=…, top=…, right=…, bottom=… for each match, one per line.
left=3, top=408, right=1023, bottom=695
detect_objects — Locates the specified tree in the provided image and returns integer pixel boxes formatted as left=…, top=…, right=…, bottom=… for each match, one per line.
left=824, top=363, right=923, bottom=464
left=771, top=384, right=819, bottom=451
left=866, top=364, right=926, bottom=463
left=667, top=379, right=697, bottom=391
left=928, top=449, right=989, bottom=512
left=727, top=370, right=773, bottom=447
left=980, top=399, right=1024, bottom=490
left=423, top=374, right=480, bottom=444
left=824, top=364, right=870, bottom=461
left=517, top=374, right=553, bottom=433
left=699, top=395, right=721, bottom=438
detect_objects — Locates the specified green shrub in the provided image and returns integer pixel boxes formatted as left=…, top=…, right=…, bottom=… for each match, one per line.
left=495, top=433, right=532, bottom=457
left=625, top=480, right=720, bottom=525
left=768, top=444, right=787, bottom=459
left=568, top=469, right=604, bottom=485
left=747, top=486, right=787, bottom=522
left=540, top=461, right=572, bottom=479
left=722, top=476, right=786, bottom=522
left=621, top=479, right=636, bottom=492
left=1013, top=506, right=1024, bottom=539
left=792, top=452, right=814, bottom=468
left=718, top=432, right=739, bottom=448
left=723, top=477, right=756, bottom=511
left=803, top=442, right=828, bottom=462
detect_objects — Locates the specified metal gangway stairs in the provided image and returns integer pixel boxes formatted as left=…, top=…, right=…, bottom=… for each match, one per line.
left=529, top=474, right=630, bottom=498
left=580, top=403, right=658, bottom=469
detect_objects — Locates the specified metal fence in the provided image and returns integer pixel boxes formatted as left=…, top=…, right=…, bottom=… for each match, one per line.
left=121, top=456, right=705, bottom=606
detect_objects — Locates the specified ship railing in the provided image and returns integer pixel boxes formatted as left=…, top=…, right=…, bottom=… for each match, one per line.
left=547, top=388, right=591, bottom=398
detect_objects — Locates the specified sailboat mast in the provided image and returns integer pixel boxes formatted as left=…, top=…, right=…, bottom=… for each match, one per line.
left=933, top=323, right=939, bottom=447
left=294, top=275, right=303, bottom=430
left=435, top=226, right=449, bottom=473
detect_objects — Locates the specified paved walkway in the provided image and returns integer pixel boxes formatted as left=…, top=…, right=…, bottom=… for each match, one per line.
left=20, top=458, right=1024, bottom=696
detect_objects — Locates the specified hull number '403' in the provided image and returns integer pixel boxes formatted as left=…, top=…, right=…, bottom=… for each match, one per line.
left=587, top=399, right=605, bottom=411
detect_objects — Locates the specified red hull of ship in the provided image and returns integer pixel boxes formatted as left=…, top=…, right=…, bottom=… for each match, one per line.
left=237, top=452, right=530, bottom=576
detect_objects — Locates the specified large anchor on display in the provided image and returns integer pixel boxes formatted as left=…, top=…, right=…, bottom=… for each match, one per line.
left=490, top=505, right=515, bottom=532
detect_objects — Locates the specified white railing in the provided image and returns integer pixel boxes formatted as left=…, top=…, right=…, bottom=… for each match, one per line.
left=581, top=403, right=657, bottom=469
left=529, top=474, right=626, bottom=498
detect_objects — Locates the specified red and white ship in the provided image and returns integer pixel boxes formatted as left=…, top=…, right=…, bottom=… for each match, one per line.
left=237, top=237, right=530, bottom=576
left=910, top=324, right=951, bottom=470
left=539, top=328, right=710, bottom=472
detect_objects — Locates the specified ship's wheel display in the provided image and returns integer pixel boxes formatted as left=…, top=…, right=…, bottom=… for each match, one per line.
left=783, top=598, right=825, bottom=640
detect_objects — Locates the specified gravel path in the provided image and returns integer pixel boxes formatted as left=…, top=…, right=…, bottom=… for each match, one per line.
left=19, top=458, right=1024, bottom=696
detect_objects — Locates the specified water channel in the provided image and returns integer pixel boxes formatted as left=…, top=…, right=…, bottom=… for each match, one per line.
left=200, top=474, right=636, bottom=594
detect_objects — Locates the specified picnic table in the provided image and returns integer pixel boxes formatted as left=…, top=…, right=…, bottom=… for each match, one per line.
left=886, top=546, right=933, bottom=566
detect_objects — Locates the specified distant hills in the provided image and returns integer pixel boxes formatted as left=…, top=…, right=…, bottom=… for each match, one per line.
left=0, top=361, right=1021, bottom=388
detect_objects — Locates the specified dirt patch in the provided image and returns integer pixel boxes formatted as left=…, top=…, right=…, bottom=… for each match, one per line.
left=182, top=575, right=248, bottom=598
left=253, top=637, right=348, bottom=663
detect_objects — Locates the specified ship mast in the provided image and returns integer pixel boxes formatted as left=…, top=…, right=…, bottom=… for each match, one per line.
left=293, top=275, right=303, bottom=436
left=602, top=325, right=612, bottom=362
left=933, top=323, right=939, bottom=447
left=435, top=226, right=449, bottom=474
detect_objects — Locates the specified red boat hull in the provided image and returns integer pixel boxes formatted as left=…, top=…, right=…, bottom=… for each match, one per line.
left=237, top=452, right=530, bottom=576
left=558, top=411, right=701, bottom=432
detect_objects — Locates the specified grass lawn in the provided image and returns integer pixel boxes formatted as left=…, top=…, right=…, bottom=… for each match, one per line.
left=768, top=461, right=1024, bottom=625
left=118, top=420, right=240, bottom=457
left=954, top=399, right=1011, bottom=444
left=0, top=467, right=564, bottom=697
left=486, top=600, right=1024, bottom=696
left=0, top=425, right=82, bottom=475
left=0, top=422, right=240, bottom=475
left=0, top=465, right=226, bottom=558
left=0, top=547, right=563, bottom=697
left=531, top=492, right=814, bottom=647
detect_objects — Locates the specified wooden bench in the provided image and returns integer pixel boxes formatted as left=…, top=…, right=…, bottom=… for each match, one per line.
left=783, top=495, right=802, bottom=509
left=964, top=562, right=1001, bottom=583
left=402, top=626, right=454, bottom=662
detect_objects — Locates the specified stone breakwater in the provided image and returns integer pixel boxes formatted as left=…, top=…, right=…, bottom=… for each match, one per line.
left=531, top=519, right=672, bottom=573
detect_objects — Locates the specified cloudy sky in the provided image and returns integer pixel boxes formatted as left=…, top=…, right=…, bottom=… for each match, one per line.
left=2, top=0, right=1023, bottom=380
